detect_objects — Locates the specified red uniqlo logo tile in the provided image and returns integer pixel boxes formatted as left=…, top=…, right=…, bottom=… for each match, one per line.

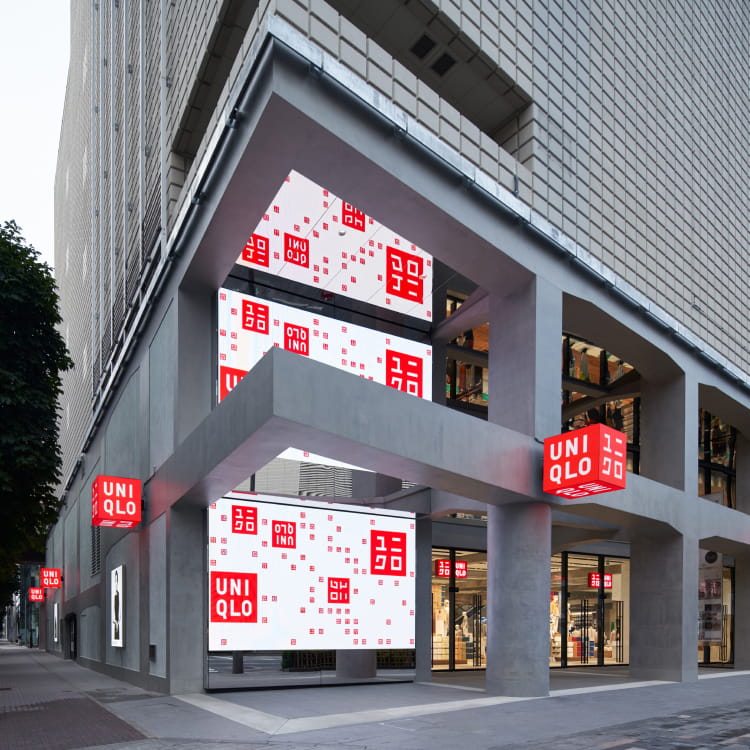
left=284, top=233, right=309, bottom=267
left=434, top=559, right=451, bottom=577
left=41, top=568, right=62, bottom=588
left=386, top=246, right=424, bottom=303
left=210, top=572, right=257, bottom=623
left=284, top=324, right=309, bottom=356
left=543, top=424, right=627, bottom=497
left=241, top=299, right=269, bottom=334
left=370, top=530, right=406, bottom=576
left=455, top=561, right=468, bottom=578
left=218, top=365, right=248, bottom=401
left=341, top=202, right=366, bottom=231
left=28, top=587, right=44, bottom=602
left=231, top=505, right=257, bottom=535
left=272, top=520, right=296, bottom=548
left=588, top=572, right=613, bottom=589
left=385, top=350, right=423, bottom=397
left=328, top=577, right=350, bottom=604
left=242, top=233, right=270, bottom=266
left=91, top=475, right=142, bottom=529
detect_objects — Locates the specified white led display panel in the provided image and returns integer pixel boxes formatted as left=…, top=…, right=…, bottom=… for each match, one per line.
left=235, top=170, right=433, bottom=321
left=207, top=493, right=416, bottom=651
left=218, top=288, right=432, bottom=465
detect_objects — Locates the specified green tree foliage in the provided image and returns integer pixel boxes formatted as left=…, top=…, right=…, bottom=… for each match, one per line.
left=0, top=221, right=72, bottom=606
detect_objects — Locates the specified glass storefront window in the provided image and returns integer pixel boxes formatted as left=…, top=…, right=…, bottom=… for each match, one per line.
left=698, top=553, right=733, bottom=664
left=698, top=410, right=736, bottom=508
left=431, top=548, right=487, bottom=670
left=549, top=554, right=563, bottom=666
left=561, top=334, right=641, bottom=474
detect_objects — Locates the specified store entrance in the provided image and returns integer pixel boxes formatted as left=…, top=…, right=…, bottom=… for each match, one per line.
left=432, top=549, right=487, bottom=670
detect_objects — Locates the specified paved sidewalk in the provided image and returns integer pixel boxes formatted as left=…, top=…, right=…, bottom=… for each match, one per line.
left=3, top=642, right=750, bottom=749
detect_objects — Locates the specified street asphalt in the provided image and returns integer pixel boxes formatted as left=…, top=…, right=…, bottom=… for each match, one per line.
left=2, top=641, right=750, bottom=749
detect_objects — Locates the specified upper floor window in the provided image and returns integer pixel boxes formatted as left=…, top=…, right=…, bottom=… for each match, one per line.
left=562, top=334, right=641, bottom=473
left=698, top=410, right=736, bottom=508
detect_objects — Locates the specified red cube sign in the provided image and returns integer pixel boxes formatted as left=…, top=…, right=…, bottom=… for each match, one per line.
left=588, top=572, right=613, bottom=589
left=41, top=568, right=61, bottom=588
left=91, top=475, right=142, bottom=528
left=543, top=424, right=627, bottom=498
left=28, top=587, right=44, bottom=602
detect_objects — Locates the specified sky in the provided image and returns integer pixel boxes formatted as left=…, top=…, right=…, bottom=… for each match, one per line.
left=0, top=2, right=70, bottom=270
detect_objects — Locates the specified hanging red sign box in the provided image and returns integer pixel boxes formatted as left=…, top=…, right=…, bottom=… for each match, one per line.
left=41, top=568, right=62, bottom=588
left=28, top=587, right=45, bottom=602
left=587, top=572, right=613, bottom=589
left=543, top=424, right=627, bottom=498
left=91, top=475, right=142, bottom=528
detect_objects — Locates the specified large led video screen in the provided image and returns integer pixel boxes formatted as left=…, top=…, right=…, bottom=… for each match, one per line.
left=207, top=494, right=416, bottom=651
left=235, top=170, right=433, bottom=322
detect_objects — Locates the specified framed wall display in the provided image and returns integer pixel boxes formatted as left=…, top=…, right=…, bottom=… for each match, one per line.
left=111, top=565, right=124, bottom=648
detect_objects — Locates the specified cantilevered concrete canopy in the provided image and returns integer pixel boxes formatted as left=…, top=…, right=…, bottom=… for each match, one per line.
left=148, top=347, right=540, bottom=519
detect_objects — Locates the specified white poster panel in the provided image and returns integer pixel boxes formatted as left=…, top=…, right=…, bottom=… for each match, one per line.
left=235, top=170, right=433, bottom=321
left=111, top=565, right=124, bottom=648
left=207, top=494, right=415, bottom=651
left=217, top=288, right=432, bottom=468
left=53, top=602, right=59, bottom=643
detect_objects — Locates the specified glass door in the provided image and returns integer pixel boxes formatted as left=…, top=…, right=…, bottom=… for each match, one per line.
left=566, top=555, right=600, bottom=665
left=431, top=548, right=487, bottom=670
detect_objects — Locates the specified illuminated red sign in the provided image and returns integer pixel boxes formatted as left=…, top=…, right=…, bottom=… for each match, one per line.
left=434, top=560, right=468, bottom=578
left=91, top=476, right=142, bottom=528
left=284, top=324, right=309, bottom=356
left=385, top=350, right=423, bottom=397
left=588, top=572, right=613, bottom=589
left=241, top=299, right=269, bottom=334
left=28, top=587, right=44, bottom=602
left=41, top=568, right=61, bottom=588
left=543, top=424, right=627, bottom=498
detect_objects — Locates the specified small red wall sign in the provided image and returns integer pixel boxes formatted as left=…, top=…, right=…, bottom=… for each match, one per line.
left=588, top=572, right=613, bottom=589
left=41, top=568, right=62, bottom=588
left=543, top=424, right=627, bottom=498
left=92, top=475, right=142, bottom=528
left=28, top=587, right=44, bottom=602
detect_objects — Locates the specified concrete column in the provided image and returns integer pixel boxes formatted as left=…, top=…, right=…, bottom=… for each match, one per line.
left=167, top=505, right=205, bottom=693
left=415, top=514, right=433, bottom=682
left=486, top=502, right=551, bottom=696
left=639, top=374, right=698, bottom=491
left=629, top=530, right=698, bottom=682
left=488, top=277, right=562, bottom=440
left=733, top=554, right=750, bottom=668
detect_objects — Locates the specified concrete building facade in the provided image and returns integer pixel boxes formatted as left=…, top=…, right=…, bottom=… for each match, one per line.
left=47, top=0, right=750, bottom=696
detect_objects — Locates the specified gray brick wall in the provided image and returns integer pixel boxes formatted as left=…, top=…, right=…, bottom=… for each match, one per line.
left=55, top=0, right=750, bottom=486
